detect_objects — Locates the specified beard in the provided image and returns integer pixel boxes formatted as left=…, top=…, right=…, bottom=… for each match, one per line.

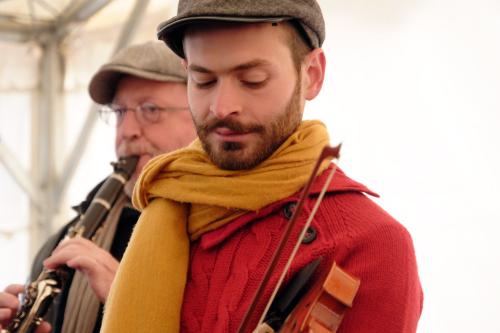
left=194, top=75, right=303, bottom=170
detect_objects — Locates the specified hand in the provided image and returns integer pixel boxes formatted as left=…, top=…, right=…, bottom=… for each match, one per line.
left=43, top=237, right=119, bottom=303
left=0, top=284, right=51, bottom=333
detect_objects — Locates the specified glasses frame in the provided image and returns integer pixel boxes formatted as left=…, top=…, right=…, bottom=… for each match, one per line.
left=98, top=102, right=190, bottom=126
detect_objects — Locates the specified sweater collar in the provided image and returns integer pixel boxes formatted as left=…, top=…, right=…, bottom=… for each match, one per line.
left=200, top=165, right=378, bottom=250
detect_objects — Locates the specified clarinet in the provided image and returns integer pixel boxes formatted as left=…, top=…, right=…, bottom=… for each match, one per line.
left=1, top=155, right=139, bottom=333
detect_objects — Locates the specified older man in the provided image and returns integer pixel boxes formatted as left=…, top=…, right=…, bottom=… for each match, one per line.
left=0, top=41, right=196, bottom=333
left=102, top=1, right=423, bottom=333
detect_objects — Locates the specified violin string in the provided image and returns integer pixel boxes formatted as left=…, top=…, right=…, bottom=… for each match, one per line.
left=256, top=161, right=339, bottom=327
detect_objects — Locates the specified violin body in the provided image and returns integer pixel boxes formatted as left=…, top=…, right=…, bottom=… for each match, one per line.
left=253, top=261, right=360, bottom=333
left=279, top=262, right=360, bottom=333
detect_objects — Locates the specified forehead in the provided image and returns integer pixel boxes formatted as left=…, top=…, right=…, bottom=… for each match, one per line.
left=183, top=22, right=293, bottom=72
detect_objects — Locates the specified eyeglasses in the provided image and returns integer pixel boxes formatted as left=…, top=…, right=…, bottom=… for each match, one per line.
left=98, top=102, right=190, bottom=126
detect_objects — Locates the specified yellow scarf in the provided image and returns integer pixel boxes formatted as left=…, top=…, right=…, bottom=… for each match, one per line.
left=100, top=120, right=331, bottom=333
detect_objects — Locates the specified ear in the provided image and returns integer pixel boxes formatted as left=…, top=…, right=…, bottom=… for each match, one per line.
left=302, top=48, right=326, bottom=101
left=181, top=58, right=188, bottom=70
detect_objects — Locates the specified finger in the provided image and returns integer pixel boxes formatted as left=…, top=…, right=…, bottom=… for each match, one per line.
left=45, top=239, right=105, bottom=269
left=44, top=243, right=92, bottom=269
left=68, top=251, right=118, bottom=276
left=0, top=307, right=14, bottom=323
left=43, top=251, right=72, bottom=269
left=52, top=236, right=95, bottom=254
left=35, top=320, right=52, bottom=333
left=0, top=292, right=20, bottom=309
left=4, top=284, right=24, bottom=295
left=66, top=256, right=117, bottom=303
left=66, top=256, right=99, bottom=275
left=49, top=238, right=81, bottom=257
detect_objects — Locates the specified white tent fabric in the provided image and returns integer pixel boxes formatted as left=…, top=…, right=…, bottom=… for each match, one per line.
left=1, top=1, right=500, bottom=332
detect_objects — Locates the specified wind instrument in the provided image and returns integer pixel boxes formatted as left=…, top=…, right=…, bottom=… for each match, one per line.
left=1, top=155, right=138, bottom=333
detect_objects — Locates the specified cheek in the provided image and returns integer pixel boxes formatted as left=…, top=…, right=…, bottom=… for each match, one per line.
left=175, top=114, right=198, bottom=141
left=250, top=89, right=293, bottom=123
left=187, top=90, right=206, bottom=119
left=148, top=114, right=197, bottom=152
left=189, top=109, right=203, bottom=127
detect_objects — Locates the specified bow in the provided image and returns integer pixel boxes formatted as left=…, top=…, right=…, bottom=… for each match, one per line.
left=237, top=145, right=343, bottom=333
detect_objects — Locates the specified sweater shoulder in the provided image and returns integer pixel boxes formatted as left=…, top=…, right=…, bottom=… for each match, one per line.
left=311, top=192, right=423, bottom=332
left=315, top=190, right=412, bottom=244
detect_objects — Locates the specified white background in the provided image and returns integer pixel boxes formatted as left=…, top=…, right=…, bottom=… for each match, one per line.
left=1, top=0, right=499, bottom=332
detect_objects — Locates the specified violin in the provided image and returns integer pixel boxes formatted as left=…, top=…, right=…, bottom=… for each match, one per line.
left=275, top=261, right=360, bottom=332
left=237, top=145, right=361, bottom=333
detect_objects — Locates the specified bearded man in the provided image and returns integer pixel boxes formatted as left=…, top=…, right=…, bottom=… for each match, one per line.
left=101, top=2, right=423, bottom=332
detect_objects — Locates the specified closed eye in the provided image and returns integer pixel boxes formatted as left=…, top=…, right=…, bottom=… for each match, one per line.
left=194, top=80, right=217, bottom=89
left=190, top=71, right=217, bottom=89
left=242, top=79, right=267, bottom=89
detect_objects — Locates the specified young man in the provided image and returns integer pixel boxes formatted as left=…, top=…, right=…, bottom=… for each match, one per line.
left=101, top=1, right=423, bottom=332
left=0, top=41, right=196, bottom=333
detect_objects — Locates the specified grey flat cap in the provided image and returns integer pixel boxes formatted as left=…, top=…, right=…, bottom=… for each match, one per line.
left=157, top=0, right=325, bottom=58
left=88, top=40, right=187, bottom=105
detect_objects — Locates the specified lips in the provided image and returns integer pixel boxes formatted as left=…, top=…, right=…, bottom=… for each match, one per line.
left=213, top=127, right=254, bottom=141
left=126, top=153, right=150, bottom=174
left=214, top=127, right=248, bottom=136
left=138, top=153, right=152, bottom=165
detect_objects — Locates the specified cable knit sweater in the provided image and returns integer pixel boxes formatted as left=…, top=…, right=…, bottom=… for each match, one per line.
left=180, top=166, right=423, bottom=332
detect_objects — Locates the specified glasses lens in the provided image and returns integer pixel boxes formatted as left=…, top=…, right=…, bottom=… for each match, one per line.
left=98, top=105, right=117, bottom=126
left=138, top=103, right=161, bottom=124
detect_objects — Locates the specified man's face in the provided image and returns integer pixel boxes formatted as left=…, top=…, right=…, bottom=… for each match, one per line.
left=183, top=23, right=305, bottom=170
left=114, top=76, right=197, bottom=194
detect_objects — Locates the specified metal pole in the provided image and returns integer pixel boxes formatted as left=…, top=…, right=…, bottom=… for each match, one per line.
left=0, top=139, right=42, bottom=210
left=55, top=0, right=151, bottom=202
left=0, top=15, right=51, bottom=42
left=29, top=32, right=65, bottom=257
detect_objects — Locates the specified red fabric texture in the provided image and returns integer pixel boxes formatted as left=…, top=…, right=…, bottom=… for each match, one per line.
left=181, top=166, right=423, bottom=332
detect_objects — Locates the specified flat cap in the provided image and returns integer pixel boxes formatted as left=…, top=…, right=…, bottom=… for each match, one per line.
left=88, top=40, right=186, bottom=105
left=157, top=0, right=325, bottom=58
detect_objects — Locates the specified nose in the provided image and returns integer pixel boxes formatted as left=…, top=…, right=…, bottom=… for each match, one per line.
left=117, top=109, right=142, bottom=139
left=209, top=79, right=242, bottom=119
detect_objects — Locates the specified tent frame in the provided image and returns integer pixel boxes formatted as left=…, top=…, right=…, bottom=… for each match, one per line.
left=0, top=0, right=151, bottom=257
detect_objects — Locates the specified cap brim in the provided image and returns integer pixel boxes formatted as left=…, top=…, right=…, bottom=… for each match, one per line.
left=88, top=70, right=122, bottom=105
left=89, top=65, right=186, bottom=105
left=158, top=15, right=292, bottom=58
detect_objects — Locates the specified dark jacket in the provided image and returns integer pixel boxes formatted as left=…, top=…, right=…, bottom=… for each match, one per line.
left=29, top=181, right=139, bottom=333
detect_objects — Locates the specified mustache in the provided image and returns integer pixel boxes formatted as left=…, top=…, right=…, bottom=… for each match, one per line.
left=201, top=118, right=265, bottom=134
left=116, top=140, right=158, bottom=157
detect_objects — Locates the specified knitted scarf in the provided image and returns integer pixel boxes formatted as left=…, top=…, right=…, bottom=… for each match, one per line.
left=100, top=120, right=331, bottom=332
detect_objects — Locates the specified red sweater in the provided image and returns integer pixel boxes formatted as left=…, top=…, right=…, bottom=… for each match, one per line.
left=181, top=167, right=423, bottom=332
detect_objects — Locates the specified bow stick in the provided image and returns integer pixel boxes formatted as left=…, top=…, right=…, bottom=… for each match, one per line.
left=237, top=144, right=342, bottom=333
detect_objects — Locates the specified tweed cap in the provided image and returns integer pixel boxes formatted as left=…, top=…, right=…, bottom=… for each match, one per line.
left=157, top=0, right=325, bottom=58
left=88, top=40, right=186, bottom=105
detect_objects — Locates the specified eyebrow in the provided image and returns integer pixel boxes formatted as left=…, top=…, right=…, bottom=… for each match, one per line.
left=188, top=59, right=272, bottom=74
